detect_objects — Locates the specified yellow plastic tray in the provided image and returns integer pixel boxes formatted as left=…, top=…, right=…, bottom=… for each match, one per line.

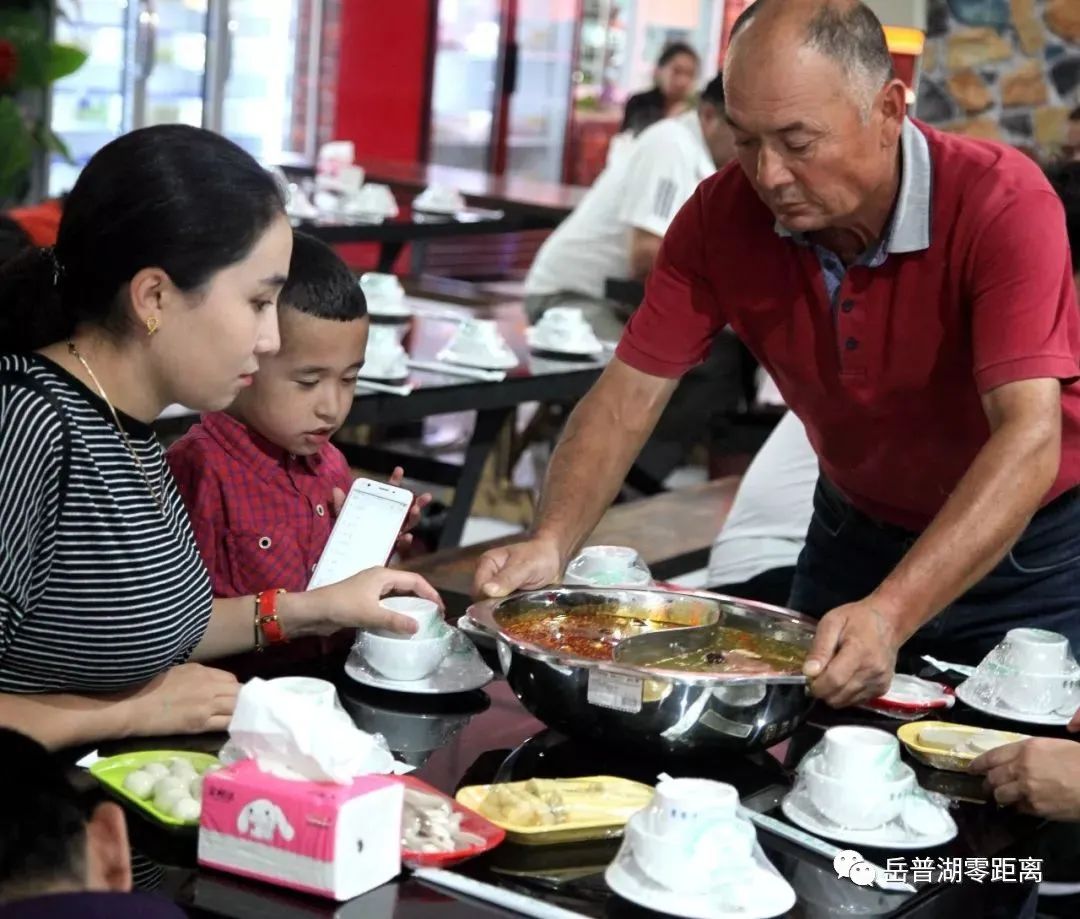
left=455, top=775, right=653, bottom=846
left=897, top=721, right=1027, bottom=773
left=89, top=750, right=220, bottom=828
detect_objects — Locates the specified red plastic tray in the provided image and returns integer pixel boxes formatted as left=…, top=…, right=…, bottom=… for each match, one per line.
left=393, top=774, right=505, bottom=867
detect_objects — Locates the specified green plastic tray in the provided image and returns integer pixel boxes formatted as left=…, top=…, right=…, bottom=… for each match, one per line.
left=89, top=750, right=220, bottom=828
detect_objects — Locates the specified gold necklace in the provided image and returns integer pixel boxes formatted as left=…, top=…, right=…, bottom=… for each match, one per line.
left=67, top=341, right=165, bottom=514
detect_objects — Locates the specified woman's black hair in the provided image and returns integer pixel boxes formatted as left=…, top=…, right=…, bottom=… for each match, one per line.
left=656, top=41, right=700, bottom=69
left=0, top=124, right=285, bottom=353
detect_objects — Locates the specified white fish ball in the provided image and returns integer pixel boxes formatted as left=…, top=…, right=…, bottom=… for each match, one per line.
left=143, top=762, right=169, bottom=779
left=153, top=776, right=185, bottom=797
left=189, top=775, right=203, bottom=799
left=169, top=758, right=198, bottom=780
left=122, top=770, right=155, bottom=800
left=171, top=796, right=201, bottom=822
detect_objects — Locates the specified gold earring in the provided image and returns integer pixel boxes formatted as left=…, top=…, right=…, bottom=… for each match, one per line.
left=146, top=316, right=160, bottom=337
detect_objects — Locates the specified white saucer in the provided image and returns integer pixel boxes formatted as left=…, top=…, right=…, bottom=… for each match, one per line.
left=955, top=680, right=1078, bottom=726
left=436, top=345, right=519, bottom=370
left=525, top=327, right=604, bottom=357
left=781, top=789, right=957, bottom=850
left=605, top=842, right=795, bottom=919
left=344, top=629, right=493, bottom=694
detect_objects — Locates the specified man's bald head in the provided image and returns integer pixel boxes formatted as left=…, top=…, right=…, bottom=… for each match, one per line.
left=727, top=0, right=894, bottom=117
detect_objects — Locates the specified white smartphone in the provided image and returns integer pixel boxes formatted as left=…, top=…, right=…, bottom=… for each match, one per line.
left=307, top=478, right=413, bottom=590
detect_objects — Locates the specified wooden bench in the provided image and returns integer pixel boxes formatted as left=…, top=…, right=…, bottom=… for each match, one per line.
left=402, top=477, right=741, bottom=613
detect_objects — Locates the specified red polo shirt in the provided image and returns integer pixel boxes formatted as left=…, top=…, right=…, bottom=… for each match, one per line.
left=166, top=411, right=353, bottom=597
left=618, top=120, right=1080, bottom=531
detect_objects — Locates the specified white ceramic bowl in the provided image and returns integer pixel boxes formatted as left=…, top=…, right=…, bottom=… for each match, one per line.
left=380, top=596, right=445, bottom=640
left=626, top=810, right=755, bottom=893
left=803, top=757, right=915, bottom=830
left=360, top=628, right=452, bottom=681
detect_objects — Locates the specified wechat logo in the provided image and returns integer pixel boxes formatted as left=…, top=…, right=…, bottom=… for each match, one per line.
left=834, top=849, right=875, bottom=887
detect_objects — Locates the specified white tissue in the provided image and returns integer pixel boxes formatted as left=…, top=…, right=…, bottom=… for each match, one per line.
left=224, top=678, right=398, bottom=784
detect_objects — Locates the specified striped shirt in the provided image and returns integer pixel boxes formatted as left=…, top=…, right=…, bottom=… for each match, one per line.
left=0, top=353, right=211, bottom=694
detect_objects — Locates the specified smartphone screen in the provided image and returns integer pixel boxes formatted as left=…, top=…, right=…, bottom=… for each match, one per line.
left=308, top=481, right=411, bottom=590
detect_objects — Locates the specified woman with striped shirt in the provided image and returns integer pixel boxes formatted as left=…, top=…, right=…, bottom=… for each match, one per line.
left=0, top=126, right=438, bottom=749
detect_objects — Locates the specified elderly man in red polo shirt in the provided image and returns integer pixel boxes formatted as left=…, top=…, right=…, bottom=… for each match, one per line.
left=473, top=0, right=1080, bottom=709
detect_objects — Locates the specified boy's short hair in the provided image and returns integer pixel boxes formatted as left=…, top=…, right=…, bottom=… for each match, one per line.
left=1046, top=161, right=1080, bottom=257
left=279, top=231, right=367, bottom=321
left=0, top=729, right=94, bottom=900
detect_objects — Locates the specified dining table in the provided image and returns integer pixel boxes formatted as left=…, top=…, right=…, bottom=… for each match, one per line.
left=65, top=638, right=1077, bottom=919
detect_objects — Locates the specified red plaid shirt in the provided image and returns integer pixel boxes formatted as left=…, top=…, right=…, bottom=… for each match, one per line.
left=166, top=412, right=354, bottom=598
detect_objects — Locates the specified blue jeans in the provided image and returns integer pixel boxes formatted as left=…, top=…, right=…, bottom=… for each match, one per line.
left=789, top=478, right=1080, bottom=665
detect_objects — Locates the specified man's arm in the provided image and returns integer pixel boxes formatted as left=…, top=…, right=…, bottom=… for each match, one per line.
left=629, top=228, right=663, bottom=280
left=806, top=377, right=1062, bottom=706
left=474, top=359, right=678, bottom=597
left=876, top=378, right=1060, bottom=631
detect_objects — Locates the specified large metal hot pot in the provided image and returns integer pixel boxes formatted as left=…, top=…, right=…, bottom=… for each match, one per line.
left=466, top=587, right=817, bottom=755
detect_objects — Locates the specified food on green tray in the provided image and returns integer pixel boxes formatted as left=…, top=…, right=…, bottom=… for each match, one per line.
left=121, top=756, right=212, bottom=822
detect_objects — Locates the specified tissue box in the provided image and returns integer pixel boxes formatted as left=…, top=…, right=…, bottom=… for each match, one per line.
left=198, top=759, right=403, bottom=901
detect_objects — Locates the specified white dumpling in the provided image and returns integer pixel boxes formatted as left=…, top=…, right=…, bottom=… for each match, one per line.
left=189, top=775, right=203, bottom=799
left=155, top=787, right=187, bottom=813
left=202, top=763, right=223, bottom=775
left=171, top=796, right=201, bottom=822
left=153, top=776, right=185, bottom=797
left=169, top=758, right=198, bottom=780
left=143, top=762, right=169, bottom=779
left=123, top=770, right=155, bottom=800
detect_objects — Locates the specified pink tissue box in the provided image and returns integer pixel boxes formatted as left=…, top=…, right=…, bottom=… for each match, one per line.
left=197, top=759, right=403, bottom=901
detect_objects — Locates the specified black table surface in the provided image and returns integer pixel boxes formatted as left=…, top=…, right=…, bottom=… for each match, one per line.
left=157, top=300, right=606, bottom=433
left=69, top=649, right=1071, bottom=919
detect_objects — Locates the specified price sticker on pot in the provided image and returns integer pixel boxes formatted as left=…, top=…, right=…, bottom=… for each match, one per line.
left=587, top=670, right=643, bottom=713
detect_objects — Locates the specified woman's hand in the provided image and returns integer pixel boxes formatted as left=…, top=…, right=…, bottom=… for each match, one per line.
left=280, top=567, right=443, bottom=638
left=121, top=663, right=240, bottom=736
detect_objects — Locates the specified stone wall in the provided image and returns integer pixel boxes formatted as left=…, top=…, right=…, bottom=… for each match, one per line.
left=916, top=0, right=1079, bottom=158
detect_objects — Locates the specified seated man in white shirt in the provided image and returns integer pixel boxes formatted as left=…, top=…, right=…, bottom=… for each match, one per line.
left=525, top=74, right=735, bottom=340
left=525, top=76, right=740, bottom=487
left=708, top=407, right=818, bottom=606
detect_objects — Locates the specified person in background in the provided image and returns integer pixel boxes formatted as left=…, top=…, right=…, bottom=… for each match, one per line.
left=707, top=410, right=818, bottom=605
left=0, top=728, right=185, bottom=918
left=620, top=42, right=701, bottom=137
left=167, top=231, right=431, bottom=672
left=526, top=74, right=735, bottom=340
left=526, top=75, right=739, bottom=487
left=0, top=125, right=439, bottom=751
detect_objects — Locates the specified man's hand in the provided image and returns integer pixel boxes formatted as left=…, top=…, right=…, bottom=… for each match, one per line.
left=970, top=738, right=1080, bottom=820
left=473, top=536, right=564, bottom=599
left=803, top=599, right=900, bottom=707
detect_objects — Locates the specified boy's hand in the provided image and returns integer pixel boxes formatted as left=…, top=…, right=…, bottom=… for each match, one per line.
left=387, top=466, right=432, bottom=551
left=331, top=467, right=432, bottom=552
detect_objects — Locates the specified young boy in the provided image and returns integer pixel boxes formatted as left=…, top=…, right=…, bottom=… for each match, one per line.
left=168, top=231, right=425, bottom=613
